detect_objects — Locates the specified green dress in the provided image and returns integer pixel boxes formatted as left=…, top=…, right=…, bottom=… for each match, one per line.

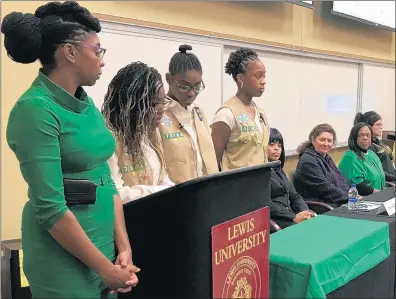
left=7, top=70, right=118, bottom=298
left=338, top=149, right=386, bottom=191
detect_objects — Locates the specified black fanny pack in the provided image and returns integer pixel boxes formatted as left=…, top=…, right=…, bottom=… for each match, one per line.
left=63, top=178, right=98, bottom=206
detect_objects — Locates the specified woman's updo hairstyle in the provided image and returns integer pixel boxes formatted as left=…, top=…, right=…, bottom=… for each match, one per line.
left=225, top=47, right=259, bottom=81
left=1, top=1, right=101, bottom=68
left=168, top=44, right=202, bottom=75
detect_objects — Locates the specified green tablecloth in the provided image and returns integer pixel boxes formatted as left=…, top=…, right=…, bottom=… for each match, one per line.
left=269, top=215, right=390, bottom=298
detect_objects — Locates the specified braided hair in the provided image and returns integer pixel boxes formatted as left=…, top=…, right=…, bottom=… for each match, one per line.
left=102, top=62, right=163, bottom=159
left=169, top=44, right=202, bottom=75
left=225, top=47, right=259, bottom=81
left=1, top=1, right=100, bottom=71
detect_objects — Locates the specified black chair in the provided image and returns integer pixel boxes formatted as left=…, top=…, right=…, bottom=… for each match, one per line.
left=305, top=200, right=334, bottom=214
left=386, top=181, right=395, bottom=187
left=270, top=219, right=281, bottom=233
left=289, top=170, right=334, bottom=214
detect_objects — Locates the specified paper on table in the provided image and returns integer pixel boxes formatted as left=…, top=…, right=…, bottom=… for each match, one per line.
left=341, top=201, right=382, bottom=211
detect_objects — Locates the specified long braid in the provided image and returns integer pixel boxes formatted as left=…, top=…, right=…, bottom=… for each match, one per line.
left=102, top=62, right=163, bottom=159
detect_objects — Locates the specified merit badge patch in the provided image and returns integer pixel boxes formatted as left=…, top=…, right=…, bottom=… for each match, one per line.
left=161, top=116, right=172, bottom=127
left=237, top=114, right=249, bottom=123
left=194, top=107, right=204, bottom=121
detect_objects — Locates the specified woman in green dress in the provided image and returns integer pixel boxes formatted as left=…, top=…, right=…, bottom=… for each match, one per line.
left=354, top=111, right=395, bottom=183
left=2, top=1, right=139, bottom=298
left=339, top=122, right=386, bottom=196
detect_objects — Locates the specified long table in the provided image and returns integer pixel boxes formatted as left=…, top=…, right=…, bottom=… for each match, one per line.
left=325, top=187, right=395, bottom=299
left=269, top=214, right=390, bottom=298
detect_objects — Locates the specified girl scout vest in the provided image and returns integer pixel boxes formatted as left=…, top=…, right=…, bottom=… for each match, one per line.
left=115, top=131, right=167, bottom=186
left=220, top=96, right=270, bottom=171
left=158, top=99, right=218, bottom=184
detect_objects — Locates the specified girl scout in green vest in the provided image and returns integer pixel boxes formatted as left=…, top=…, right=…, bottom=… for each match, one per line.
left=2, top=2, right=138, bottom=297
left=339, top=122, right=386, bottom=195
left=159, top=44, right=218, bottom=183
left=102, top=62, right=174, bottom=204
left=211, top=47, right=270, bottom=171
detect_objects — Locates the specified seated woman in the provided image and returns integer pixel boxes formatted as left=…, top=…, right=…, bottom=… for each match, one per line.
left=102, top=62, right=174, bottom=204
left=339, top=122, right=386, bottom=195
left=354, top=111, right=395, bottom=183
left=267, top=128, right=314, bottom=229
left=294, top=124, right=350, bottom=207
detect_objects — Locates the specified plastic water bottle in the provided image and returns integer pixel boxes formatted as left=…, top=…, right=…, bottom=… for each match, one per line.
left=348, top=184, right=358, bottom=211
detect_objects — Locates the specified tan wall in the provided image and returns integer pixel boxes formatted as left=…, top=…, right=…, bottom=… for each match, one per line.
left=1, top=1, right=395, bottom=240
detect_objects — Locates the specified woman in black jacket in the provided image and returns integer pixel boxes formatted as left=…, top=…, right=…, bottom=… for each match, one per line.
left=268, top=128, right=314, bottom=229
left=294, top=124, right=350, bottom=207
left=354, top=111, right=395, bottom=184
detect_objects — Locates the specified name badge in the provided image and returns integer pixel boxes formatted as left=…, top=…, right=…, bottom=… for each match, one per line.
left=121, top=160, right=149, bottom=174
left=240, top=126, right=258, bottom=133
left=164, top=132, right=184, bottom=140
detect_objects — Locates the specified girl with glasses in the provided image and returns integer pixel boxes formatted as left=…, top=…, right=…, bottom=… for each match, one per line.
left=103, top=62, right=175, bottom=204
left=159, top=44, right=218, bottom=183
left=354, top=111, right=395, bottom=183
left=2, top=1, right=137, bottom=297
left=211, top=47, right=270, bottom=171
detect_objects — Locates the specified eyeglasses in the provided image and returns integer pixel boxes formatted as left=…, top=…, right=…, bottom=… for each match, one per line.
left=64, top=40, right=106, bottom=60
left=358, top=133, right=371, bottom=139
left=174, top=80, right=205, bottom=93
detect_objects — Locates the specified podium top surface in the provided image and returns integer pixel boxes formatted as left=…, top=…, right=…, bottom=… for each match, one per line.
left=124, top=161, right=280, bottom=208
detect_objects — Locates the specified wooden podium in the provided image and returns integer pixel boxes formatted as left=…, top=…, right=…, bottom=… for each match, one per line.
left=121, top=162, right=276, bottom=298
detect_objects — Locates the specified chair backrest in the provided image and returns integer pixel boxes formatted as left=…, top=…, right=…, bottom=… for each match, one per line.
left=270, top=219, right=281, bottom=233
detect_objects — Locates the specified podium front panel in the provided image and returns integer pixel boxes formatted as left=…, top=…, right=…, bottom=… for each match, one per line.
left=121, top=162, right=276, bottom=298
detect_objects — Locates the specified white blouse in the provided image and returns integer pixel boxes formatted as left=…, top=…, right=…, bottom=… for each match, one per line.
left=108, top=143, right=175, bottom=204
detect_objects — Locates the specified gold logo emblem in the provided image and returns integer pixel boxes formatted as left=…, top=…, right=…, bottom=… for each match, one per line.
left=222, top=256, right=261, bottom=298
left=232, top=277, right=252, bottom=298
